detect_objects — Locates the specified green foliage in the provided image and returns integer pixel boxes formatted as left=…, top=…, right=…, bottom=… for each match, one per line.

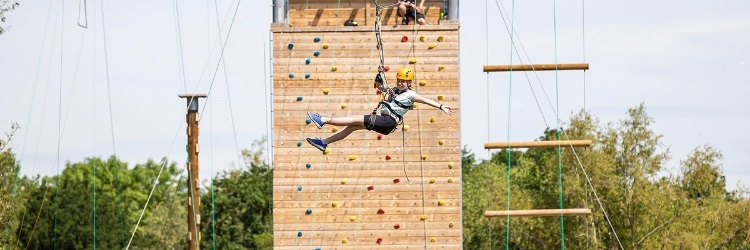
left=200, top=136, right=273, bottom=249
left=462, top=104, right=749, bottom=249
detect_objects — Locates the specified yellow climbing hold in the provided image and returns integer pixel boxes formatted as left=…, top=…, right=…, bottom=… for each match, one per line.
left=350, top=216, right=357, bottom=222
left=437, top=95, right=445, bottom=100
left=323, top=44, right=329, bottom=49
left=419, top=80, right=427, bottom=86
left=409, top=58, right=417, bottom=64
left=431, top=238, right=437, bottom=243
left=428, top=43, right=436, bottom=49
left=403, top=125, right=410, bottom=131
left=448, top=162, right=454, bottom=169
left=438, top=200, right=446, bottom=206
left=419, top=35, right=425, bottom=42
left=332, top=126, right=339, bottom=132
left=430, top=116, right=435, bottom=123
left=422, top=154, right=428, bottom=160
left=323, top=88, right=330, bottom=95
left=430, top=178, right=435, bottom=184
left=331, top=66, right=338, bottom=71
left=421, top=215, right=427, bottom=220
left=437, top=35, right=444, bottom=42
left=448, top=178, right=454, bottom=183
left=412, top=102, right=418, bottom=108
left=449, top=221, right=455, bottom=228
left=349, top=155, right=357, bottom=161
left=342, top=239, right=348, bottom=244
left=341, top=178, right=347, bottom=184
left=324, top=148, right=331, bottom=155
left=332, top=201, right=339, bottom=207
left=439, top=139, right=445, bottom=145
left=340, top=103, right=347, bottom=109
left=438, top=66, right=445, bottom=71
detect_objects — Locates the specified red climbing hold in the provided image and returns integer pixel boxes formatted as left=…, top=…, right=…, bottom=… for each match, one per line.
left=367, top=185, right=375, bottom=191
left=393, top=178, right=400, bottom=184
left=384, top=66, right=390, bottom=71
left=377, top=209, right=385, bottom=214
left=394, top=224, right=400, bottom=229
left=376, top=89, right=381, bottom=95
left=377, top=134, right=383, bottom=140
left=376, top=238, right=383, bottom=245
left=385, top=155, right=392, bottom=160
left=401, top=36, right=408, bottom=42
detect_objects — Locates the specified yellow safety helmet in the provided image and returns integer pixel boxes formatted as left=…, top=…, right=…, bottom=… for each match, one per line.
left=396, top=68, right=414, bottom=81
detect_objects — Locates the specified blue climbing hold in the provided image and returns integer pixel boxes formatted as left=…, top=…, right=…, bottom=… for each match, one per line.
left=306, top=163, right=312, bottom=168
left=314, top=37, right=321, bottom=43
left=306, top=119, right=312, bottom=125
left=305, top=73, right=311, bottom=79
left=313, top=51, right=320, bottom=57
left=306, top=209, right=312, bottom=214
left=315, top=248, right=321, bottom=250
left=297, top=232, right=303, bottom=237
left=297, top=185, right=302, bottom=191
left=289, top=73, right=295, bottom=78
left=287, top=43, right=294, bottom=50
left=297, top=96, right=303, bottom=101
left=305, top=58, right=311, bottom=65
left=297, top=141, right=303, bottom=147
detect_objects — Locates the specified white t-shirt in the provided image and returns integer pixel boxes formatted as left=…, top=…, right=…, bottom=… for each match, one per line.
left=381, top=89, right=416, bottom=123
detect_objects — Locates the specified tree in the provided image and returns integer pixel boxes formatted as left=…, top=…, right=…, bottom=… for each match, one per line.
left=0, top=122, right=20, bottom=246
left=0, top=0, right=19, bottom=35
left=200, top=137, right=273, bottom=249
left=680, top=145, right=727, bottom=202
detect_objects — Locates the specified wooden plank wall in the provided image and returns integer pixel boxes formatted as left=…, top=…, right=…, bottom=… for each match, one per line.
left=272, top=23, right=461, bottom=249
left=288, top=0, right=446, bottom=27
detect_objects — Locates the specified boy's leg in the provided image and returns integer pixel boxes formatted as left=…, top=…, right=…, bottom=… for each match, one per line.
left=323, top=125, right=365, bottom=144
left=326, top=115, right=365, bottom=127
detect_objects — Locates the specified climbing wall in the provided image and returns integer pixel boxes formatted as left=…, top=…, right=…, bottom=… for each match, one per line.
left=288, top=0, right=446, bottom=27
left=271, top=21, right=461, bottom=249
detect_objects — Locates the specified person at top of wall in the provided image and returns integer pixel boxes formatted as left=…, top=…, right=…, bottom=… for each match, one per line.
left=398, top=0, right=426, bottom=25
left=305, top=66, right=453, bottom=151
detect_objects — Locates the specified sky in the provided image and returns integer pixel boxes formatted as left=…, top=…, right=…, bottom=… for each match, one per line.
left=1, top=0, right=748, bottom=191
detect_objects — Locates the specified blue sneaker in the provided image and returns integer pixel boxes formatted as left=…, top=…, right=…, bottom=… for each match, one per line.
left=306, top=138, right=327, bottom=151
left=307, top=111, right=324, bottom=129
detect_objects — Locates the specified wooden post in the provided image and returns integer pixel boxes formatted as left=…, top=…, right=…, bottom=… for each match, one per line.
left=483, top=63, right=589, bottom=72
left=484, top=140, right=591, bottom=149
left=485, top=208, right=592, bottom=217
left=178, top=94, right=207, bottom=250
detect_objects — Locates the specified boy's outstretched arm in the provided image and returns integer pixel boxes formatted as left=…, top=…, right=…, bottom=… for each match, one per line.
left=413, top=94, right=454, bottom=115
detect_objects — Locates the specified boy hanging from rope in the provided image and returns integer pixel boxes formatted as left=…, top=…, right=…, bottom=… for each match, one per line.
left=305, top=67, right=453, bottom=151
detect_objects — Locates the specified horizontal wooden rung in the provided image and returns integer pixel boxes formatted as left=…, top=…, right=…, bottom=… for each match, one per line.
left=485, top=208, right=592, bottom=217
left=483, top=63, right=589, bottom=72
left=484, top=140, right=591, bottom=149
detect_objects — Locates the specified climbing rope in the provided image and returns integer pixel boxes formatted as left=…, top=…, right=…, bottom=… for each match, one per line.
left=3, top=0, right=55, bottom=243
left=98, top=0, right=127, bottom=245
left=52, top=0, right=65, bottom=247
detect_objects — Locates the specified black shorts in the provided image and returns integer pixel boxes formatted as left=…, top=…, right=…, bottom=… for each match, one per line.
left=364, top=115, right=398, bottom=135
left=403, top=8, right=425, bottom=24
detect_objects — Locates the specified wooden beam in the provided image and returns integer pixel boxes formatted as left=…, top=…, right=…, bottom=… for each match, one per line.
left=485, top=208, right=592, bottom=217
left=483, top=63, right=589, bottom=72
left=484, top=140, right=591, bottom=149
